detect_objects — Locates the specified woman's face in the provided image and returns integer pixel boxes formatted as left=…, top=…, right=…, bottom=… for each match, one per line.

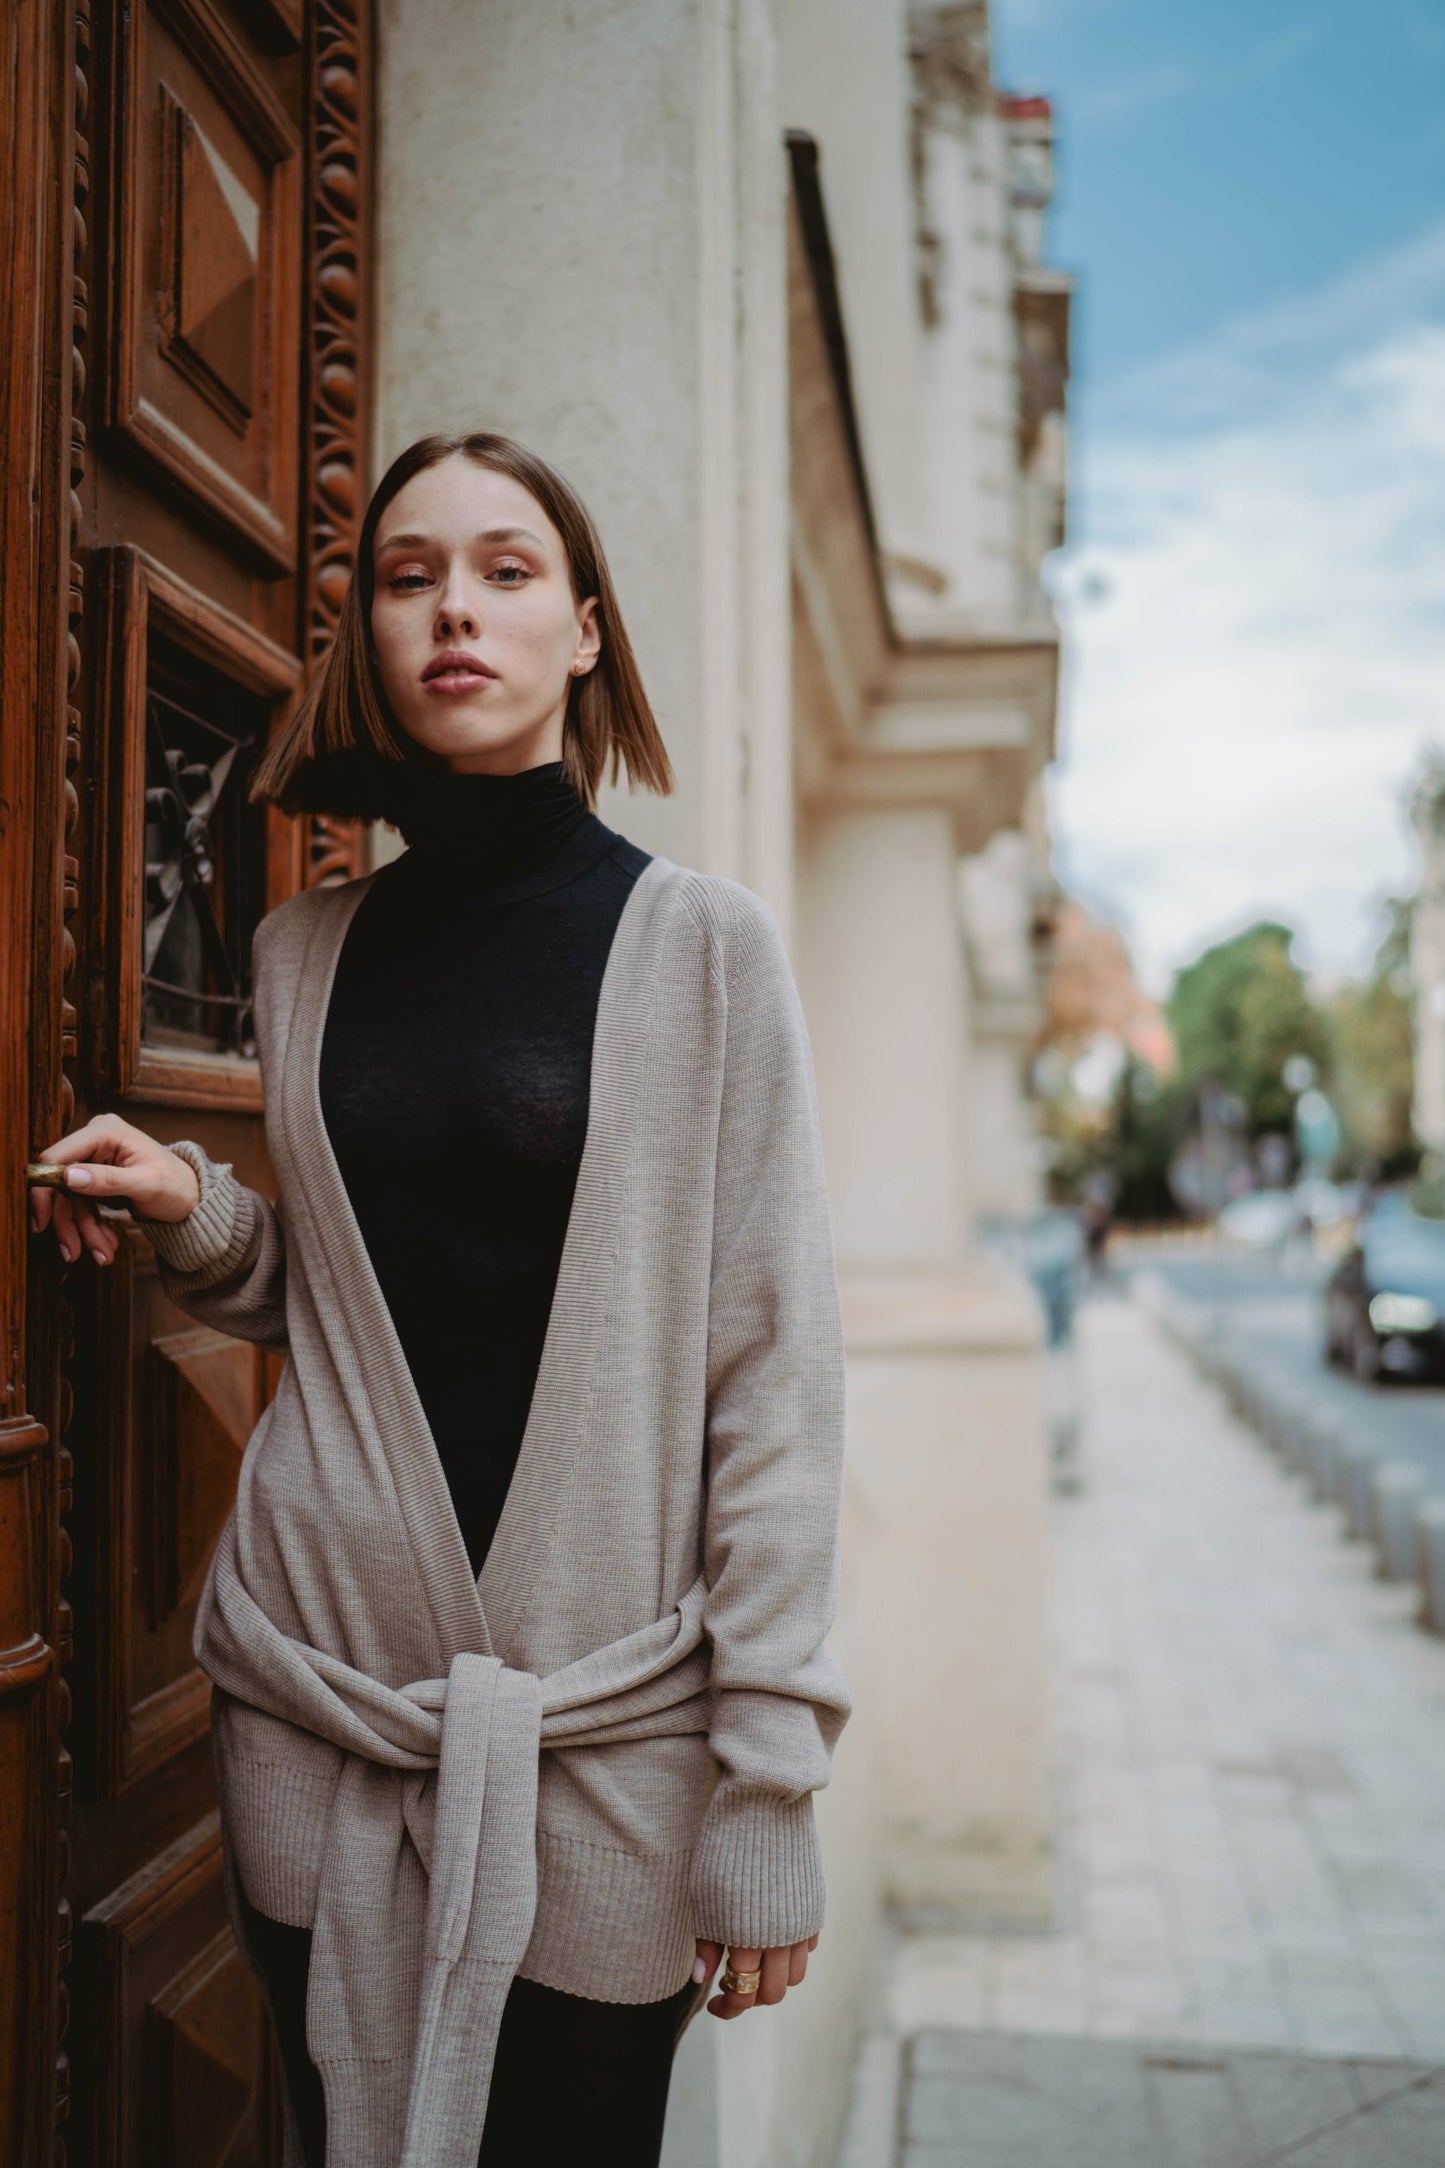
left=370, top=455, right=600, bottom=773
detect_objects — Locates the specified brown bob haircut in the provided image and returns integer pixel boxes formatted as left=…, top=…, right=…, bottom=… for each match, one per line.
left=250, top=431, right=675, bottom=822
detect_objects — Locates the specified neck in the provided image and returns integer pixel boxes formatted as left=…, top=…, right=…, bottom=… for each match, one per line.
left=390, top=758, right=590, bottom=888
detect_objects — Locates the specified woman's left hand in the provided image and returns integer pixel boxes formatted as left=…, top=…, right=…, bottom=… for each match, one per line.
left=691, top=1934, right=819, bottom=2019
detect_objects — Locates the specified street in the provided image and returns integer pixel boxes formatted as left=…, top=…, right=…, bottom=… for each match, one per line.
left=840, top=1287, right=1445, bottom=2167
left=1129, top=1244, right=1445, bottom=1498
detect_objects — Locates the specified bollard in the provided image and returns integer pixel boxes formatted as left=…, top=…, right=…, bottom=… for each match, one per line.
left=1299, top=1413, right=1344, bottom=1502
left=1334, top=1438, right=1379, bottom=1542
left=1418, top=1500, right=1445, bottom=1635
left=1280, top=1404, right=1318, bottom=1478
left=1266, top=1392, right=1304, bottom=1463
left=1369, top=1463, right=1430, bottom=1583
left=1248, top=1380, right=1282, bottom=1451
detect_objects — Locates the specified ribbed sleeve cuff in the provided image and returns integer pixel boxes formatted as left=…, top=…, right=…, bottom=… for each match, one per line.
left=689, top=1788, right=826, bottom=1948
left=143, top=1138, right=257, bottom=1279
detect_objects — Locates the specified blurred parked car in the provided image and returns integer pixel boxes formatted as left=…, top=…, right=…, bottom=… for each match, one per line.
left=1324, top=1209, right=1445, bottom=1382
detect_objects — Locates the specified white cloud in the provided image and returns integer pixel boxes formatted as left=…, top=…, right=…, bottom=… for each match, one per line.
left=1088, top=217, right=1445, bottom=439
left=1049, top=254, right=1445, bottom=998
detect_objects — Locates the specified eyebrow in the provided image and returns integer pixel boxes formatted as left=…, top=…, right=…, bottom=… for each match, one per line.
left=375, top=525, right=548, bottom=553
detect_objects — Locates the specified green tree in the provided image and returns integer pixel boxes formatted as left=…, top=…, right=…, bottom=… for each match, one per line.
left=1168, top=921, right=1328, bottom=1136
left=1327, top=898, right=1417, bottom=1179
left=1108, top=1054, right=1187, bottom=1221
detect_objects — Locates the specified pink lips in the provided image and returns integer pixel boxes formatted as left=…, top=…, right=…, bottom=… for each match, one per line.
left=421, top=649, right=497, bottom=690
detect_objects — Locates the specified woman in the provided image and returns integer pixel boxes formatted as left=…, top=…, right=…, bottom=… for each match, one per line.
left=29, top=433, right=851, bottom=2167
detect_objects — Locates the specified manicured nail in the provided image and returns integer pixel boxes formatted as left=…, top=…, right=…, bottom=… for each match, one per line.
left=692, top=1957, right=707, bottom=1984
left=90, top=1248, right=107, bottom=1266
left=67, top=1166, right=92, bottom=1188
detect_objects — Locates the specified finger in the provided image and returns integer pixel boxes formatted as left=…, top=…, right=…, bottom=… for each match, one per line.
left=51, top=1194, right=79, bottom=1265
left=72, top=1199, right=120, bottom=1265
left=758, top=1946, right=790, bottom=2007
left=36, top=1115, right=129, bottom=1166
left=54, top=1161, right=140, bottom=1200
left=788, top=1939, right=809, bottom=1986
left=808, top=1932, right=820, bottom=1950
left=707, top=1945, right=763, bottom=2021
left=29, top=1185, right=53, bottom=1234
left=692, top=1940, right=723, bottom=1987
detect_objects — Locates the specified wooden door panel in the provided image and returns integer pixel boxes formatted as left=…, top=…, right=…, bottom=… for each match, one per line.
left=89, top=1245, right=270, bottom=1801
left=107, top=0, right=302, bottom=571
left=78, top=1814, right=276, bottom=2168
left=0, top=3, right=372, bottom=2162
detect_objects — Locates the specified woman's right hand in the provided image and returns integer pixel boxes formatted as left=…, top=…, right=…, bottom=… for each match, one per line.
left=28, top=1113, right=202, bottom=1267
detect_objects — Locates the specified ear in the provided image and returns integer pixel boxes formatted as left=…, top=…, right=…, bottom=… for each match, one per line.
left=572, top=596, right=602, bottom=675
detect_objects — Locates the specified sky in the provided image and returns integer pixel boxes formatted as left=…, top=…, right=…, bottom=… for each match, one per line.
left=992, top=0, right=1445, bottom=997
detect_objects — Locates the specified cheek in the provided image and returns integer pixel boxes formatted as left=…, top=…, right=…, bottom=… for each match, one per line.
left=369, top=604, right=415, bottom=686
left=501, top=595, right=577, bottom=672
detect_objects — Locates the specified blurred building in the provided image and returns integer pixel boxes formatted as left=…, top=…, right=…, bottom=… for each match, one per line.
left=374, top=3, right=1069, bottom=2152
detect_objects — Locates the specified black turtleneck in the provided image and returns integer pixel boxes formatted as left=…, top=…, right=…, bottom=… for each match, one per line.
left=317, top=759, right=653, bottom=1576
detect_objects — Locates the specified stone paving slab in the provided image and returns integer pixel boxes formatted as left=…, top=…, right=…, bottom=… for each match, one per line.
left=901, top=2032, right=1444, bottom=2167
left=883, top=1295, right=1445, bottom=2068
left=842, top=1292, right=1445, bottom=2165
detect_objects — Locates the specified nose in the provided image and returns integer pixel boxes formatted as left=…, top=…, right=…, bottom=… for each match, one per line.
left=433, top=562, right=481, bottom=639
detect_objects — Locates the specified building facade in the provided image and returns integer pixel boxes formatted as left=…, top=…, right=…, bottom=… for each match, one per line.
left=0, top=3, right=1069, bottom=2162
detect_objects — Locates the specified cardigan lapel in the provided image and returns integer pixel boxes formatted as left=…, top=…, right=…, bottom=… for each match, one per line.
left=477, top=852, right=679, bottom=1654
left=275, top=849, right=680, bottom=1665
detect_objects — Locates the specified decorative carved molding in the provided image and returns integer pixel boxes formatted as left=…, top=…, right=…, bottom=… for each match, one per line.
left=301, top=0, right=373, bottom=889
left=1014, top=280, right=1070, bottom=467
left=906, top=4, right=993, bottom=330
left=55, top=5, right=93, bottom=2148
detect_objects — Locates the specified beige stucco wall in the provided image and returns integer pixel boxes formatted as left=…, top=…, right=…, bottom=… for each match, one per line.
left=374, top=0, right=792, bottom=913
left=372, top=3, right=1063, bottom=2160
left=374, top=7, right=878, bottom=2161
left=779, top=0, right=928, bottom=568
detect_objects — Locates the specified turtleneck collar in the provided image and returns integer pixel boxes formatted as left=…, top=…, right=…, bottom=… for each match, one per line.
left=389, top=758, right=590, bottom=886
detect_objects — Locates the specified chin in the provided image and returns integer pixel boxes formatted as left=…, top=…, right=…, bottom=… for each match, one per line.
left=400, top=712, right=509, bottom=758
left=404, top=717, right=555, bottom=772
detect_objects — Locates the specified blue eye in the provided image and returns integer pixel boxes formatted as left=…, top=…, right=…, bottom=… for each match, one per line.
left=390, top=572, right=429, bottom=591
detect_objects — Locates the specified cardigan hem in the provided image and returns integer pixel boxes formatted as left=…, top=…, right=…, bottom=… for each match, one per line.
left=516, top=1825, right=700, bottom=2002
left=219, top=1745, right=710, bottom=2001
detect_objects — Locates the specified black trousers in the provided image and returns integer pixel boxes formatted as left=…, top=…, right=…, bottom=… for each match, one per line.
left=237, top=1884, right=706, bottom=2167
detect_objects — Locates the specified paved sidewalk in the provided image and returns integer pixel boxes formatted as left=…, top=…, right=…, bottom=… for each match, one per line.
left=843, top=1291, right=1445, bottom=2166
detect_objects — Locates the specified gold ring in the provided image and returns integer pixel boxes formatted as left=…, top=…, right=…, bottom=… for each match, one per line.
left=719, top=1965, right=762, bottom=1996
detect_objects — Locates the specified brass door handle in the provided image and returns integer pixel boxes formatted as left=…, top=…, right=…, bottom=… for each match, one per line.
left=26, top=1163, right=70, bottom=1188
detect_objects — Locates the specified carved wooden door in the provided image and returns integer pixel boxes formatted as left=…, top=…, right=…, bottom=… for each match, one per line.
left=0, top=4, right=371, bottom=2163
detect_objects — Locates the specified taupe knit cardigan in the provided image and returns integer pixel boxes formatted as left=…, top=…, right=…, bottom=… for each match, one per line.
left=144, top=852, right=851, bottom=2167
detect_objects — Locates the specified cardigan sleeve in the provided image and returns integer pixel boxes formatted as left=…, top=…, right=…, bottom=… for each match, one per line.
left=137, top=907, right=291, bottom=1350
left=139, top=1139, right=290, bottom=1351
left=688, top=887, right=852, bottom=1951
